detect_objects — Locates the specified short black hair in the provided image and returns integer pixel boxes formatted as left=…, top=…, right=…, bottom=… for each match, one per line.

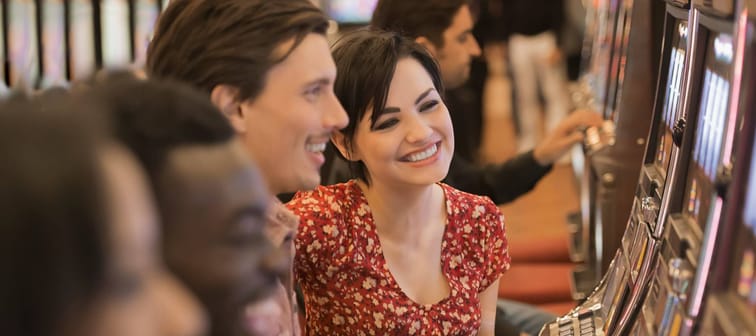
left=371, top=0, right=469, bottom=48
left=0, top=92, right=109, bottom=336
left=90, top=73, right=235, bottom=188
left=147, top=0, right=329, bottom=102
left=331, top=29, right=445, bottom=184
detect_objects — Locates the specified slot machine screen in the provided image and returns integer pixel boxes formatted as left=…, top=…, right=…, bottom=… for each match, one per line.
left=588, top=0, right=618, bottom=110
left=68, top=0, right=96, bottom=80
left=7, top=0, right=40, bottom=88
left=100, top=0, right=132, bottom=68
left=41, top=0, right=67, bottom=88
left=323, top=0, right=377, bottom=25
left=605, top=4, right=632, bottom=121
left=732, top=127, right=756, bottom=312
left=654, top=20, right=689, bottom=180
left=744, top=133, right=756, bottom=237
left=682, top=32, right=732, bottom=231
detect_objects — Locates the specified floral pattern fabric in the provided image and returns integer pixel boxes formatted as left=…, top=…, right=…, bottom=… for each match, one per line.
left=287, top=181, right=510, bottom=335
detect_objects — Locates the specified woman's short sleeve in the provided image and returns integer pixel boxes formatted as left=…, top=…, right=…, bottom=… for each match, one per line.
left=479, top=199, right=510, bottom=291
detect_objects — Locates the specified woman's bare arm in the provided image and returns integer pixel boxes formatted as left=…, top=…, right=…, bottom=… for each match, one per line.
left=478, top=278, right=500, bottom=336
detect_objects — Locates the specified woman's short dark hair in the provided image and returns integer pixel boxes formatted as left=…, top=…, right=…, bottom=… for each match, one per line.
left=146, top=0, right=329, bottom=103
left=371, top=0, right=469, bottom=48
left=331, top=29, right=445, bottom=184
left=0, top=93, right=109, bottom=336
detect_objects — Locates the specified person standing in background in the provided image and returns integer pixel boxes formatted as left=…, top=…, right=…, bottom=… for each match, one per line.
left=502, top=0, right=573, bottom=153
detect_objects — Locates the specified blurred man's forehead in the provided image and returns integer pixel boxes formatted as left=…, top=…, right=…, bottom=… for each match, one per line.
left=159, top=142, right=269, bottom=215
left=160, top=141, right=261, bottom=193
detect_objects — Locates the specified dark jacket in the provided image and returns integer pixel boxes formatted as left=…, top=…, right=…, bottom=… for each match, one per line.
left=476, top=0, right=565, bottom=43
left=445, top=150, right=552, bottom=204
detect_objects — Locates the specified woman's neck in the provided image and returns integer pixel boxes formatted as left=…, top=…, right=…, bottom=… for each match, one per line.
left=356, top=179, right=444, bottom=243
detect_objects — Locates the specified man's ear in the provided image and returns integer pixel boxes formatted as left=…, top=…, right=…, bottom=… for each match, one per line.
left=415, top=36, right=438, bottom=57
left=331, top=131, right=359, bottom=161
left=210, top=84, right=246, bottom=134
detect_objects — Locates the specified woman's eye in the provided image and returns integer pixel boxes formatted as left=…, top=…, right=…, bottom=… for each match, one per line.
left=419, top=100, right=439, bottom=112
left=374, top=119, right=399, bottom=130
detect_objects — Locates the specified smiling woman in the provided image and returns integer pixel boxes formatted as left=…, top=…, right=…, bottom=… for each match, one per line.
left=287, top=29, right=510, bottom=336
left=329, top=29, right=446, bottom=185
left=334, top=58, right=453, bottom=187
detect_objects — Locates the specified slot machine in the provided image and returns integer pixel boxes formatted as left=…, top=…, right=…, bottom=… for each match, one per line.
left=631, top=1, right=739, bottom=334
left=539, top=1, right=697, bottom=334
left=698, top=1, right=756, bottom=333
left=133, top=0, right=159, bottom=69
left=68, top=0, right=97, bottom=81
left=569, top=0, right=624, bottom=293
left=7, top=0, right=39, bottom=89
left=99, top=0, right=131, bottom=69
left=569, top=0, right=666, bottom=301
left=565, top=0, right=605, bottom=262
left=40, top=0, right=68, bottom=88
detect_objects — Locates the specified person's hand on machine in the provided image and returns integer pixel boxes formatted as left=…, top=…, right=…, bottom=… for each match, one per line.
left=532, top=109, right=604, bottom=165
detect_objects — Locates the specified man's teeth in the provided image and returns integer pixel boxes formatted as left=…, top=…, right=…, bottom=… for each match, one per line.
left=305, top=143, right=327, bottom=153
left=407, top=144, right=438, bottom=162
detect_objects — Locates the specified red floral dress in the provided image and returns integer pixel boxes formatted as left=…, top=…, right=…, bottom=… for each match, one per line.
left=287, top=181, right=510, bottom=335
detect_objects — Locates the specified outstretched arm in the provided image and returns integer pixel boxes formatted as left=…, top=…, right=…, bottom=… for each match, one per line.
left=532, top=109, right=603, bottom=165
left=444, top=110, right=602, bottom=204
left=446, top=151, right=552, bottom=204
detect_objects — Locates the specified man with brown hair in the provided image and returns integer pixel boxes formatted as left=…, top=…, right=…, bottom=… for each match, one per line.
left=147, top=1, right=349, bottom=334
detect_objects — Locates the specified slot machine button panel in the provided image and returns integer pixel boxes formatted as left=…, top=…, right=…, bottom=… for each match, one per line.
left=668, top=257, right=694, bottom=299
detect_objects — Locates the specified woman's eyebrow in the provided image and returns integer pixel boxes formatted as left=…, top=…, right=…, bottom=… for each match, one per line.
left=381, top=107, right=401, bottom=114
left=381, top=88, right=436, bottom=113
left=415, top=88, right=435, bottom=105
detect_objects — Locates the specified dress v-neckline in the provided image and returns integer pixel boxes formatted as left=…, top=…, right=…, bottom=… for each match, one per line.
left=349, top=180, right=455, bottom=308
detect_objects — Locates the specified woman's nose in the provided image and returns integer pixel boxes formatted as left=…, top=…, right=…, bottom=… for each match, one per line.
left=405, top=115, right=434, bottom=144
